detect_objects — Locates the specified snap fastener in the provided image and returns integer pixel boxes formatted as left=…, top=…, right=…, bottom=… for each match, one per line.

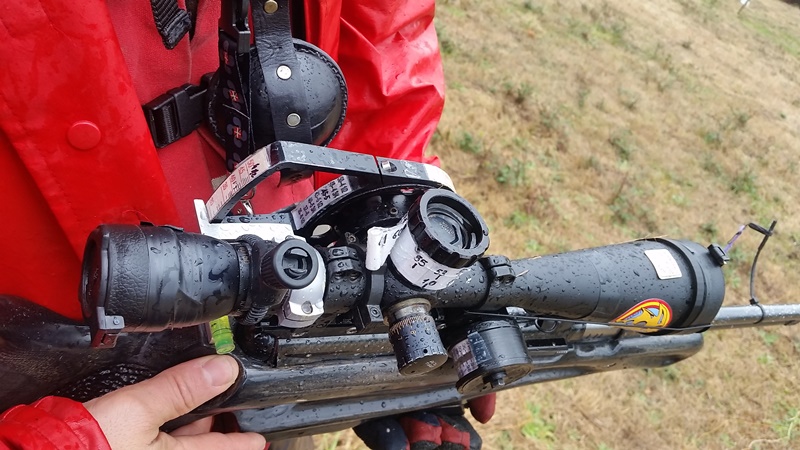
left=67, top=121, right=101, bottom=150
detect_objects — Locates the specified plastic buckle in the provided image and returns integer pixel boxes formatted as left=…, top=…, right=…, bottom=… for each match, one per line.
left=143, top=82, right=208, bottom=148
left=220, top=0, right=251, bottom=51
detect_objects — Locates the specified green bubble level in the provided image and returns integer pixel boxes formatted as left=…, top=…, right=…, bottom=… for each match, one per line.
left=209, top=316, right=235, bottom=354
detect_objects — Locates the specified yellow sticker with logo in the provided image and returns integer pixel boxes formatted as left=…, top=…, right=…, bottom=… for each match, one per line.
left=612, top=299, right=672, bottom=331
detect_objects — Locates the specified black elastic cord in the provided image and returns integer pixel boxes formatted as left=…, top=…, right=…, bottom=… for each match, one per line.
left=149, top=0, right=192, bottom=49
left=464, top=311, right=718, bottom=333
left=748, top=220, right=777, bottom=309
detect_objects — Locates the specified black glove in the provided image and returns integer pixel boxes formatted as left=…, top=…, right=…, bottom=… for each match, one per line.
left=353, top=395, right=495, bottom=450
left=354, top=410, right=482, bottom=450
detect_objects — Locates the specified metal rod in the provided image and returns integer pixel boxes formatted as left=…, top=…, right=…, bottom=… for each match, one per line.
left=711, top=304, right=800, bottom=328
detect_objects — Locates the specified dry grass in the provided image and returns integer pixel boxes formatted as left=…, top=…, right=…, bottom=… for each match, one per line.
left=318, top=1, right=800, bottom=448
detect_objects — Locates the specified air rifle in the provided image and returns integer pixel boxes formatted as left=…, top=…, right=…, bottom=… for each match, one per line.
left=2, top=142, right=797, bottom=440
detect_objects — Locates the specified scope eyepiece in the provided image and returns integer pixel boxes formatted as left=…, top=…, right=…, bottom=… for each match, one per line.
left=80, top=225, right=248, bottom=347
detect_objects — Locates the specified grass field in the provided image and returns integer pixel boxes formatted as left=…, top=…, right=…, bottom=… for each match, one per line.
left=318, top=1, right=800, bottom=448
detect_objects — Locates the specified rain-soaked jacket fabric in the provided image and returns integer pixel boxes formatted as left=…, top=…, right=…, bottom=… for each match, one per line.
left=0, top=397, right=111, bottom=449
left=0, top=0, right=443, bottom=445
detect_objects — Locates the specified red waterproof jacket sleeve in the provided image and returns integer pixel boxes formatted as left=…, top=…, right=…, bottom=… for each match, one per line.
left=306, top=0, right=444, bottom=187
left=0, top=397, right=110, bottom=450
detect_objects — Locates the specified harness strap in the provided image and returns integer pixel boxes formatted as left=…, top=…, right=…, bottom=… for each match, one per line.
left=145, top=0, right=314, bottom=170
left=148, top=0, right=192, bottom=49
left=214, top=5, right=254, bottom=170
left=252, top=0, right=313, bottom=145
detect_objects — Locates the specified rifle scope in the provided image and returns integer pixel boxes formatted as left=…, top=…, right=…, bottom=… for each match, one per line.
left=79, top=214, right=727, bottom=371
left=433, top=238, right=727, bottom=329
left=80, top=224, right=319, bottom=347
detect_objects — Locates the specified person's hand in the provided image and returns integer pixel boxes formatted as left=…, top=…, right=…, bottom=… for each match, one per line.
left=353, top=394, right=495, bottom=450
left=84, top=355, right=266, bottom=450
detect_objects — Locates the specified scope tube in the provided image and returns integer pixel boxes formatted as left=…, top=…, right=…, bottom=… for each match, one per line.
left=434, top=239, right=726, bottom=332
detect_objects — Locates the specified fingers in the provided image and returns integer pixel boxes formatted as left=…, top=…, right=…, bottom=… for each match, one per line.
left=170, top=416, right=214, bottom=437
left=399, top=412, right=443, bottom=447
left=83, top=355, right=253, bottom=450
left=123, top=355, right=240, bottom=426
left=158, top=431, right=267, bottom=450
left=436, top=415, right=482, bottom=450
left=356, top=410, right=486, bottom=450
left=466, top=394, right=496, bottom=424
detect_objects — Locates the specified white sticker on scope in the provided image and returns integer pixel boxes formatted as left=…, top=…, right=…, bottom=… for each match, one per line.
left=450, top=339, right=478, bottom=379
left=365, top=215, right=408, bottom=271
left=389, top=227, right=466, bottom=290
left=644, top=248, right=682, bottom=280
left=291, top=176, right=353, bottom=229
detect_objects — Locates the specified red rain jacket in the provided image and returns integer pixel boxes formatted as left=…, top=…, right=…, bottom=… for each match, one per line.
left=0, top=0, right=443, bottom=447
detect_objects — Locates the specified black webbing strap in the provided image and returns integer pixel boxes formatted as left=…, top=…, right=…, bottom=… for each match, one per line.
left=252, top=0, right=313, bottom=144
left=216, top=1, right=254, bottom=169
left=148, top=0, right=192, bottom=49
left=144, top=0, right=313, bottom=165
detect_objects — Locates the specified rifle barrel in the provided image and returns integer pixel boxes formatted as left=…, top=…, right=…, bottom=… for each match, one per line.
left=711, top=304, right=800, bottom=329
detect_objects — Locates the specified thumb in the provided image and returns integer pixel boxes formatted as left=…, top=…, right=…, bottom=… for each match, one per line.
left=128, top=355, right=240, bottom=425
left=86, top=355, right=240, bottom=444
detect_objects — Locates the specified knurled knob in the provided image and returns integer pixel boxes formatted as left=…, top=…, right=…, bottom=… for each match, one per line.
left=388, top=313, right=448, bottom=375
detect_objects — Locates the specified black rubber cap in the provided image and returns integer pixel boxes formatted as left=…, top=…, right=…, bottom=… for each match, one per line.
left=260, top=239, right=319, bottom=290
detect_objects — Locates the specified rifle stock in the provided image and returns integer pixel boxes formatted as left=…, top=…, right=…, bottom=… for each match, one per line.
left=3, top=293, right=799, bottom=440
